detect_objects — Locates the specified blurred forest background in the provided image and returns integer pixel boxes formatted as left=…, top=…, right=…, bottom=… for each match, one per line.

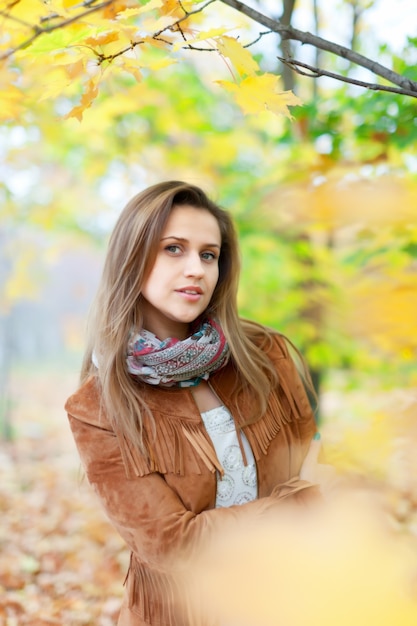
left=0, top=0, right=416, bottom=624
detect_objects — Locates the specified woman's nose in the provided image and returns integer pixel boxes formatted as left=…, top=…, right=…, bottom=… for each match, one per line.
left=183, top=252, right=204, bottom=277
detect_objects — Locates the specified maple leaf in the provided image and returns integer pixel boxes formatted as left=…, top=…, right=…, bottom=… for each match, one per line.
left=173, top=28, right=230, bottom=51
left=65, top=78, right=100, bottom=122
left=216, top=35, right=259, bottom=78
left=218, top=73, right=302, bottom=118
left=84, top=31, right=121, bottom=47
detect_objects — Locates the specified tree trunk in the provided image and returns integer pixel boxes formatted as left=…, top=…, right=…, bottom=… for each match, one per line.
left=279, top=0, right=296, bottom=91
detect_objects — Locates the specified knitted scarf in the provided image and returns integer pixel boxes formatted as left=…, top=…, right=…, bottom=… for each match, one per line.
left=126, top=318, right=230, bottom=388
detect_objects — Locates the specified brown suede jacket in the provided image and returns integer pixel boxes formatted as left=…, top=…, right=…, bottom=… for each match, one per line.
left=65, top=333, right=318, bottom=626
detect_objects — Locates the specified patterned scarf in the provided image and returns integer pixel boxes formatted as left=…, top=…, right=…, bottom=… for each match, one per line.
left=126, top=318, right=230, bottom=387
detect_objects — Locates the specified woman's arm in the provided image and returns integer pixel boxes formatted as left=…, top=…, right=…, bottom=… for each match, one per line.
left=68, top=413, right=319, bottom=570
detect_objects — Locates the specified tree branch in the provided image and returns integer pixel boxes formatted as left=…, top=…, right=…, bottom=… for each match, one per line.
left=0, top=0, right=115, bottom=61
left=219, top=0, right=417, bottom=93
left=278, top=57, right=417, bottom=99
left=92, top=0, right=218, bottom=64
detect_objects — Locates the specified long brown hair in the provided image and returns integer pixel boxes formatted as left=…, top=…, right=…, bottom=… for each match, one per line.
left=81, top=181, right=281, bottom=451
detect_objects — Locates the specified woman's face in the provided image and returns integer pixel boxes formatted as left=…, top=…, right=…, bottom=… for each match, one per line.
left=141, top=204, right=222, bottom=340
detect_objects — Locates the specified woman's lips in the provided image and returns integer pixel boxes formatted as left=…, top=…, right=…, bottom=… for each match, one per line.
left=176, top=287, right=203, bottom=301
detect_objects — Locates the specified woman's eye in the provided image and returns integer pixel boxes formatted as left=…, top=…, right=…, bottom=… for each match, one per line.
left=165, top=245, right=181, bottom=254
left=201, top=251, right=217, bottom=261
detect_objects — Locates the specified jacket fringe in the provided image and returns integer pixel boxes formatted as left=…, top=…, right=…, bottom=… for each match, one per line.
left=126, top=554, right=211, bottom=626
left=244, top=376, right=305, bottom=461
left=126, top=555, right=180, bottom=625
left=118, top=383, right=305, bottom=479
left=116, top=417, right=222, bottom=479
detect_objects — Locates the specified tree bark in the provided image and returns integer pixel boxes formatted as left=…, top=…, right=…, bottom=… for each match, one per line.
left=280, top=0, right=296, bottom=91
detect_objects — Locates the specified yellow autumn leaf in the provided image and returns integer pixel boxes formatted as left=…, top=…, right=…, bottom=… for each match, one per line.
left=118, top=57, right=143, bottom=82
left=117, top=0, right=164, bottom=20
left=140, top=56, right=177, bottom=71
left=4, top=0, right=49, bottom=22
left=74, top=9, right=124, bottom=30
left=141, top=14, right=180, bottom=35
left=216, top=35, right=259, bottom=77
left=36, top=69, right=75, bottom=100
left=218, top=73, right=302, bottom=118
left=93, top=29, right=132, bottom=58
left=173, top=27, right=230, bottom=51
left=64, top=61, right=85, bottom=81
left=17, top=22, right=91, bottom=57
left=102, top=0, right=132, bottom=20
left=161, top=0, right=184, bottom=17
left=143, top=35, right=173, bottom=50
left=45, top=0, right=72, bottom=18
left=84, top=31, right=121, bottom=47
left=65, top=78, right=100, bottom=121
left=51, top=49, right=88, bottom=66
left=62, top=0, right=81, bottom=7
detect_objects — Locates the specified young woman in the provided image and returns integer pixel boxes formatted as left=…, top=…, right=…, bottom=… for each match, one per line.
left=65, top=181, right=321, bottom=626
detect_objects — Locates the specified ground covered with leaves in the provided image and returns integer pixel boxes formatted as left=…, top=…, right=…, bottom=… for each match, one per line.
left=0, top=369, right=127, bottom=626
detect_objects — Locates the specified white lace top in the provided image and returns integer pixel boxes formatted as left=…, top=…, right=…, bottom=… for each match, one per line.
left=200, top=405, right=258, bottom=508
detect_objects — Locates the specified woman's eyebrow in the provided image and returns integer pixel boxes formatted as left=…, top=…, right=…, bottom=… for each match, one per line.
left=161, top=235, right=220, bottom=248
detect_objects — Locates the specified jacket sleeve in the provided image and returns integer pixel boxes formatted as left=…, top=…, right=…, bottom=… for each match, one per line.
left=67, top=412, right=319, bottom=571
